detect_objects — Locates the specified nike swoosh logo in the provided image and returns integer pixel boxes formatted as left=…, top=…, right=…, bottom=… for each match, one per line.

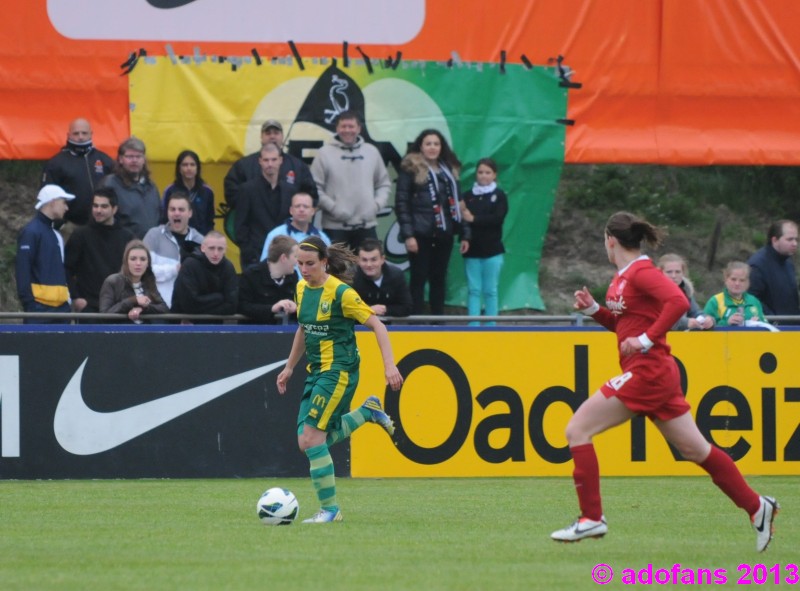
left=54, top=358, right=286, bottom=455
left=146, top=0, right=199, bottom=8
left=575, top=522, right=605, bottom=535
left=754, top=510, right=767, bottom=532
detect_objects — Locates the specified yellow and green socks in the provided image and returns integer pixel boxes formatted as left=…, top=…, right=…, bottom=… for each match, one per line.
left=325, top=408, right=369, bottom=446
left=306, top=443, right=338, bottom=512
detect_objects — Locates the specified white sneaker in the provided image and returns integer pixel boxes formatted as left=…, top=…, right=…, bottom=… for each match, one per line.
left=302, top=508, right=343, bottom=524
left=551, top=516, right=608, bottom=542
left=751, top=496, right=779, bottom=552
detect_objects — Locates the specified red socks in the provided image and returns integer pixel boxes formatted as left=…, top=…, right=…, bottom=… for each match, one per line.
left=570, top=443, right=603, bottom=521
left=570, top=443, right=760, bottom=520
left=699, top=446, right=761, bottom=515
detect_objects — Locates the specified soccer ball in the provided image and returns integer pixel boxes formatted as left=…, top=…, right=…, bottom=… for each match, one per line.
left=257, top=487, right=299, bottom=525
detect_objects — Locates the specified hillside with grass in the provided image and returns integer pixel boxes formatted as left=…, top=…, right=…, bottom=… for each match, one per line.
left=2, top=161, right=799, bottom=315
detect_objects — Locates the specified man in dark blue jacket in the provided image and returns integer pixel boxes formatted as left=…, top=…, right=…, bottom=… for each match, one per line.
left=748, top=219, right=799, bottom=318
left=16, top=185, right=76, bottom=323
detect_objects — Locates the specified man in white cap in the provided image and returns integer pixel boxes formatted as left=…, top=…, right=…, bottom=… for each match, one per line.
left=15, top=185, right=76, bottom=323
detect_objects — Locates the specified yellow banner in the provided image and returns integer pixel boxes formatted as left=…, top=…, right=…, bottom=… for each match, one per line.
left=352, top=331, right=800, bottom=477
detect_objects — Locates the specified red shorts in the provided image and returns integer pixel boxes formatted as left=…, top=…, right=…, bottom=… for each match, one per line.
left=599, top=357, right=690, bottom=421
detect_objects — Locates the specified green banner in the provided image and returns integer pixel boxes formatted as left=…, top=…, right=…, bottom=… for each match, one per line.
left=131, top=58, right=567, bottom=310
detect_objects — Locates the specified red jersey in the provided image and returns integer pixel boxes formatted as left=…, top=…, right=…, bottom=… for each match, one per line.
left=592, top=256, right=689, bottom=372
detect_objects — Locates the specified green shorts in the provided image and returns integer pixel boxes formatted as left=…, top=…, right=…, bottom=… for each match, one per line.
left=297, top=368, right=359, bottom=434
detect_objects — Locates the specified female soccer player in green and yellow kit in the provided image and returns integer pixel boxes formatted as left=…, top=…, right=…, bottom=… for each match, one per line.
left=276, top=236, right=404, bottom=523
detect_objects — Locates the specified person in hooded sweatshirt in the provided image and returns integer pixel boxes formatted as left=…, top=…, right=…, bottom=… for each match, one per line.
left=310, top=110, right=391, bottom=253
left=171, top=231, right=238, bottom=323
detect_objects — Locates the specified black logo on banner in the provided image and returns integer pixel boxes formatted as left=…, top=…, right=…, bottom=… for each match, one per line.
left=146, top=0, right=198, bottom=8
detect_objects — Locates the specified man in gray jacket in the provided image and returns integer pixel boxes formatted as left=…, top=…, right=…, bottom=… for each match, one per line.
left=311, top=111, right=391, bottom=252
left=103, top=137, right=160, bottom=239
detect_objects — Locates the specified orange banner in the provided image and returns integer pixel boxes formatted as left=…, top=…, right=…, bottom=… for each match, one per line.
left=3, top=1, right=800, bottom=164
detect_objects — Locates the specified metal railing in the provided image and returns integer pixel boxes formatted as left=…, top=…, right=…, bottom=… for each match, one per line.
left=0, top=311, right=798, bottom=327
left=0, top=311, right=593, bottom=326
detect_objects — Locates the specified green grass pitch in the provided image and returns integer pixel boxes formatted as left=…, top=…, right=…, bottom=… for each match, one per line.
left=0, top=476, right=795, bottom=590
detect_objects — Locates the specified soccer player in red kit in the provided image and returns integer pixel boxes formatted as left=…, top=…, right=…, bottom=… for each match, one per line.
left=550, top=211, right=778, bottom=552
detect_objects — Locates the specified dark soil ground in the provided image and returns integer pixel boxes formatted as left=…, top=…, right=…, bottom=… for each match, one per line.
left=539, top=194, right=770, bottom=314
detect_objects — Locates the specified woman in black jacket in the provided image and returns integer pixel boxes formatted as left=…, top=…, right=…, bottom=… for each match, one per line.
left=395, top=129, right=470, bottom=316
left=161, top=149, right=216, bottom=235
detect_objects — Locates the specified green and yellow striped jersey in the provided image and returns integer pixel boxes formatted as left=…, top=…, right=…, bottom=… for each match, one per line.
left=297, top=275, right=373, bottom=373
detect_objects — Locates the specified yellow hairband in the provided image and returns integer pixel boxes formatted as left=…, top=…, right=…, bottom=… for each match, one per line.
left=300, top=241, right=320, bottom=251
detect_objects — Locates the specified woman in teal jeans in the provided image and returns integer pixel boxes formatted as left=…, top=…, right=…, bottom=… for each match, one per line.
left=459, top=158, right=508, bottom=325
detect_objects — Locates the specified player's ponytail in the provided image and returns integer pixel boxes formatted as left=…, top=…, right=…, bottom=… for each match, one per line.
left=326, top=243, right=358, bottom=284
left=606, top=211, right=666, bottom=250
left=298, top=236, right=358, bottom=284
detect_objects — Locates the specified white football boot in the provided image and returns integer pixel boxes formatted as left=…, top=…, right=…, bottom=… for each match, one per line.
left=551, top=516, right=608, bottom=542
left=751, top=496, right=779, bottom=552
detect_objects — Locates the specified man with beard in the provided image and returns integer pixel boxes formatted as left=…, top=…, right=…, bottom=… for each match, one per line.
left=41, top=118, right=115, bottom=227
left=143, top=191, right=205, bottom=308
left=65, top=187, right=135, bottom=316
left=103, top=136, right=160, bottom=239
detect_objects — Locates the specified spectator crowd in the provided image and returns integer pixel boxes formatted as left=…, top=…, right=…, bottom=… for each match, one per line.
left=14, top=116, right=800, bottom=327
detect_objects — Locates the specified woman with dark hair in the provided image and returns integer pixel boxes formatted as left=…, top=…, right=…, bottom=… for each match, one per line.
left=276, top=235, right=403, bottom=523
left=550, top=211, right=778, bottom=552
left=395, top=129, right=470, bottom=315
left=162, top=150, right=215, bottom=235
left=99, top=239, right=169, bottom=323
left=459, top=157, right=508, bottom=326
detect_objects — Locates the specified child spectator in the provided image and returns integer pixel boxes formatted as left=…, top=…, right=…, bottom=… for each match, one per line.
left=459, top=158, right=508, bottom=326
left=703, top=261, right=767, bottom=327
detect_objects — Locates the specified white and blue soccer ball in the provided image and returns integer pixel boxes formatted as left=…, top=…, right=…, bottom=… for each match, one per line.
left=257, top=487, right=299, bottom=525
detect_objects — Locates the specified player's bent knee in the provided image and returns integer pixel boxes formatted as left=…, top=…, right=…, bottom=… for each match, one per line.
left=675, top=440, right=711, bottom=463
left=564, top=421, right=591, bottom=447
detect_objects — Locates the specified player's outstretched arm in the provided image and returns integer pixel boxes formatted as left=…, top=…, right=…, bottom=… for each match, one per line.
left=277, top=326, right=306, bottom=394
left=364, top=314, right=403, bottom=391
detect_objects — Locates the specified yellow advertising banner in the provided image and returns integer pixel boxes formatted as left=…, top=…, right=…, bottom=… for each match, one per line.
left=352, top=331, right=800, bottom=477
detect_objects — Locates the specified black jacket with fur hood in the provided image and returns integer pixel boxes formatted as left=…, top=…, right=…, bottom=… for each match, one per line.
left=395, top=153, right=471, bottom=242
